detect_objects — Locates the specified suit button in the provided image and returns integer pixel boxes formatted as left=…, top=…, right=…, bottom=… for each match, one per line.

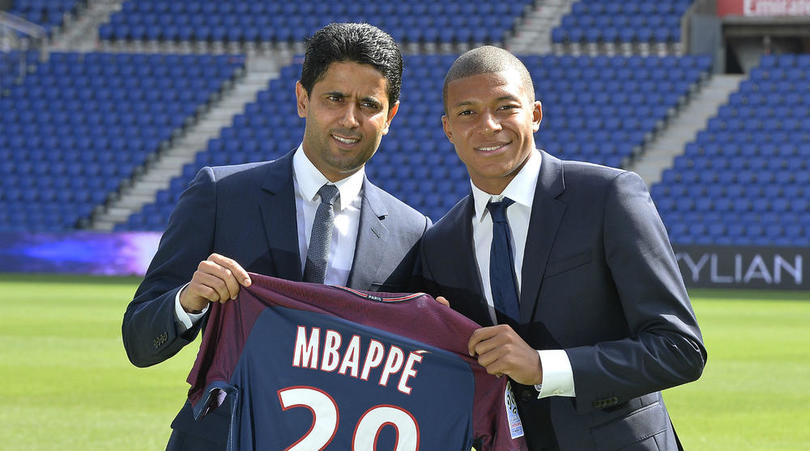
left=154, top=332, right=168, bottom=349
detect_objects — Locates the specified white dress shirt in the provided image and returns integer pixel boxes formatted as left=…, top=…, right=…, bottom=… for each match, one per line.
left=292, top=144, right=363, bottom=286
left=175, top=145, right=364, bottom=330
left=470, top=149, right=575, bottom=398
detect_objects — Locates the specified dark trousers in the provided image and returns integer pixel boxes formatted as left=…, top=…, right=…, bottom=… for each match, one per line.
left=514, top=384, right=560, bottom=451
left=165, top=399, right=228, bottom=451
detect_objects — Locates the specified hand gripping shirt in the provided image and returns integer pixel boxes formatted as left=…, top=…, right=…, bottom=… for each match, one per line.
left=187, top=273, right=527, bottom=451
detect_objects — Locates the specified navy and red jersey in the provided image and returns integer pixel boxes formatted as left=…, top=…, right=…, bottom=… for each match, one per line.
left=187, top=273, right=527, bottom=451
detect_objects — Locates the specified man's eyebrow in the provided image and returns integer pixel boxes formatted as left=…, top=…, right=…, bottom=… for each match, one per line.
left=496, top=94, right=520, bottom=102
left=451, top=95, right=518, bottom=109
left=324, top=91, right=345, bottom=97
left=361, top=96, right=382, bottom=106
left=451, top=100, right=475, bottom=109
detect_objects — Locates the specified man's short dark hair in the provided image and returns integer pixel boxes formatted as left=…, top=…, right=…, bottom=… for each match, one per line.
left=300, top=23, right=402, bottom=109
left=442, top=45, right=535, bottom=112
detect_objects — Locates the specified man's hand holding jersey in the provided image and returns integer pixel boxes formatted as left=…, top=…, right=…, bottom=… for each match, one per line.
left=441, top=296, right=543, bottom=386
left=179, top=253, right=252, bottom=314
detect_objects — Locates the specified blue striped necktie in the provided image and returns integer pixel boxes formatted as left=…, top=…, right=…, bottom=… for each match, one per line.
left=487, top=198, right=520, bottom=322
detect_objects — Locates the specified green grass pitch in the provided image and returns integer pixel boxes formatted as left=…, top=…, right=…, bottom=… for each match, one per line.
left=1, top=274, right=808, bottom=450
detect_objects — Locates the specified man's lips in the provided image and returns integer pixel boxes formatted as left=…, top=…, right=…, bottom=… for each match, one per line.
left=475, top=142, right=511, bottom=153
left=331, top=132, right=361, bottom=145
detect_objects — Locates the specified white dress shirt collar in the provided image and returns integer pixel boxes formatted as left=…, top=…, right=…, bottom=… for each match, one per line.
left=292, top=144, right=365, bottom=211
left=471, top=149, right=542, bottom=222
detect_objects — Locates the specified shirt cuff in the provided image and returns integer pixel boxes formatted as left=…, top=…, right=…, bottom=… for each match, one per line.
left=534, top=349, right=576, bottom=399
left=174, top=283, right=208, bottom=331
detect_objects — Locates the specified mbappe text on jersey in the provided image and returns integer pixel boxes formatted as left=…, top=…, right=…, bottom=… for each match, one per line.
left=292, top=326, right=426, bottom=395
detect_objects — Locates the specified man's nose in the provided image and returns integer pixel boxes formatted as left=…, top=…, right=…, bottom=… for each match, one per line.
left=338, top=103, right=360, bottom=128
left=479, top=111, right=501, bottom=134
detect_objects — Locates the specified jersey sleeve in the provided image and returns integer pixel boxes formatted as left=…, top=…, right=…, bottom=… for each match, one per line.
left=472, top=376, right=527, bottom=451
left=186, top=289, right=267, bottom=418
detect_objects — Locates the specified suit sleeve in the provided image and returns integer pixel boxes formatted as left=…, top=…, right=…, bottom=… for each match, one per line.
left=565, top=171, right=707, bottom=414
left=121, top=167, right=218, bottom=367
left=372, top=212, right=431, bottom=293
left=406, top=218, right=433, bottom=293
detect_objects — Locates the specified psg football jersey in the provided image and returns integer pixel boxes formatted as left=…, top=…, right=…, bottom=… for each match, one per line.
left=187, top=273, right=527, bottom=451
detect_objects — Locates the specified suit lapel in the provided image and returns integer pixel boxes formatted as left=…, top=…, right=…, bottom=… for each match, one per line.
left=519, top=151, right=567, bottom=323
left=347, top=178, right=390, bottom=289
left=259, top=151, right=302, bottom=282
left=450, top=196, right=493, bottom=326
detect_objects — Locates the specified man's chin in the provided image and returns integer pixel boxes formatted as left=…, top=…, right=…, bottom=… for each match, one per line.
left=324, top=157, right=366, bottom=177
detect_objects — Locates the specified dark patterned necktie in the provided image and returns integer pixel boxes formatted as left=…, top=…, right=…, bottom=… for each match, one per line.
left=487, top=198, right=520, bottom=322
left=303, top=184, right=340, bottom=283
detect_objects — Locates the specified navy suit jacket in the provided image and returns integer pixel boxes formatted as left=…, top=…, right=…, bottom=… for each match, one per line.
left=419, top=151, right=706, bottom=451
left=122, top=150, right=430, bottom=449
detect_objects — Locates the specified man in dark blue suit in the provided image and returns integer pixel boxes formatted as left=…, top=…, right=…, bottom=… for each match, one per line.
left=122, top=23, right=430, bottom=450
left=419, top=46, right=706, bottom=450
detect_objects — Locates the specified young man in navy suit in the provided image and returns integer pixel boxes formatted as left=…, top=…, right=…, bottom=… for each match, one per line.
left=419, top=46, right=706, bottom=450
left=122, top=23, right=430, bottom=450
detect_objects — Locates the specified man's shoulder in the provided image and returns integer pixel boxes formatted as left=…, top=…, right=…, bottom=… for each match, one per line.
left=206, top=160, right=278, bottom=181
left=558, top=156, right=625, bottom=180
left=542, top=155, right=652, bottom=209
left=365, top=181, right=429, bottom=225
left=194, top=154, right=292, bottom=189
left=424, top=195, right=470, bottom=241
left=553, top=156, right=636, bottom=193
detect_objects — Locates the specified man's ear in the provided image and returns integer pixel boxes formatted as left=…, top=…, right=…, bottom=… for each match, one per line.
left=382, top=101, right=400, bottom=135
left=295, top=81, right=308, bottom=118
left=532, top=100, right=543, bottom=132
left=442, top=115, right=454, bottom=143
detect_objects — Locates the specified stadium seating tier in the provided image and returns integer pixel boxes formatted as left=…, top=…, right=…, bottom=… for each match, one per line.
left=118, top=54, right=710, bottom=231
left=0, top=51, right=245, bottom=231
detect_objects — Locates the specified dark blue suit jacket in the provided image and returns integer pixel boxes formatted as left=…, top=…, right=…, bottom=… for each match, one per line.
left=419, top=151, right=706, bottom=450
left=121, top=150, right=430, bottom=450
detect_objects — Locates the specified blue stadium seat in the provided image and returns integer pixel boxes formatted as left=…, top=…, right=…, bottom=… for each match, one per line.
left=651, top=53, right=810, bottom=246
left=0, top=51, right=245, bottom=232
left=102, top=0, right=532, bottom=44
left=553, top=0, right=693, bottom=44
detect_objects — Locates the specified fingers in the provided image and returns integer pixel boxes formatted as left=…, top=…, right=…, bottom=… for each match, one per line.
left=471, top=328, right=513, bottom=370
left=184, top=254, right=250, bottom=308
left=468, top=325, right=508, bottom=357
left=467, top=325, right=543, bottom=385
left=208, top=253, right=251, bottom=287
left=193, top=270, right=237, bottom=302
left=435, top=296, right=450, bottom=307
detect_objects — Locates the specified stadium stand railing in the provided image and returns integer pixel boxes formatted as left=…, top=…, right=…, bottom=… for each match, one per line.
left=6, top=0, right=84, bottom=36
left=1, top=11, right=47, bottom=92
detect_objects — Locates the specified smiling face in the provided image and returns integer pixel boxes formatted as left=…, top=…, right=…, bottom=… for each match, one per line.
left=442, top=70, right=542, bottom=195
left=296, top=61, right=399, bottom=182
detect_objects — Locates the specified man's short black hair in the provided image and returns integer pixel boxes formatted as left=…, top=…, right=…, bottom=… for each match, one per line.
left=442, top=45, right=535, bottom=112
left=300, top=23, right=402, bottom=109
